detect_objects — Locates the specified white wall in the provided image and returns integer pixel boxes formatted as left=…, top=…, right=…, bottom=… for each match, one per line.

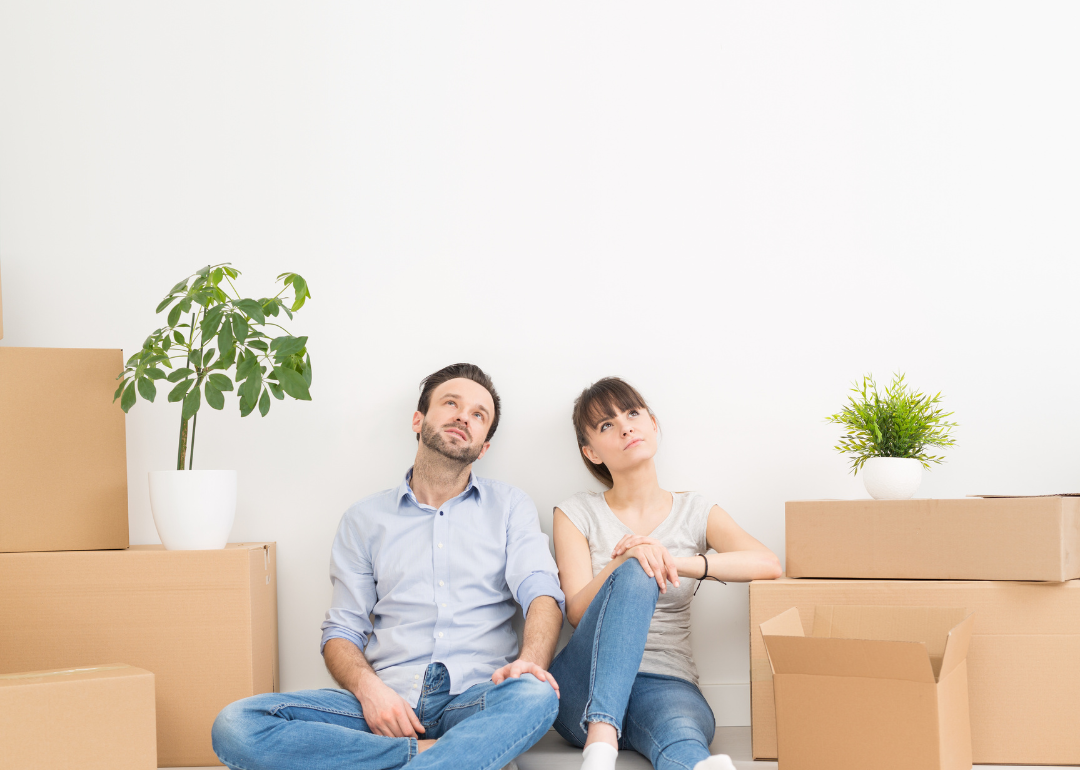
left=2, top=2, right=1078, bottom=725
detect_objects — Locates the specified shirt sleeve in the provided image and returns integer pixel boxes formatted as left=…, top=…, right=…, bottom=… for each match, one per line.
left=320, top=509, right=378, bottom=654
left=505, top=491, right=566, bottom=616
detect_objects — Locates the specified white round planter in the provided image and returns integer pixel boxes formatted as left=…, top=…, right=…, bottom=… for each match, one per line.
left=861, top=457, right=923, bottom=500
left=148, top=470, right=237, bottom=550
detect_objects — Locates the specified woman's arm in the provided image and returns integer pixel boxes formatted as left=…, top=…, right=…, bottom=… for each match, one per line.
left=553, top=508, right=678, bottom=628
left=673, top=504, right=782, bottom=582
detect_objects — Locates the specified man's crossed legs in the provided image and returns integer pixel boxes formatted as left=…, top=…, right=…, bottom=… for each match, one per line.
left=212, top=663, right=557, bottom=770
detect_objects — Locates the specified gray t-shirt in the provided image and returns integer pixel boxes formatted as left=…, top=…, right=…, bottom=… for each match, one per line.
left=556, top=490, right=713, bottom=684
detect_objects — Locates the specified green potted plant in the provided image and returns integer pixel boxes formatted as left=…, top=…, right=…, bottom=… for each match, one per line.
left=115, top=263, right=312, bottom=549
left=826, top=373, right=957, bottom=499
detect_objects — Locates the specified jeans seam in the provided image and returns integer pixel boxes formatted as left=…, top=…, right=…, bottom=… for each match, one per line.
left=581, top=572, right=620, bottom=738
left=267, top=703, right=362, bottom=719
left=626, top=711, right=696, bottom=770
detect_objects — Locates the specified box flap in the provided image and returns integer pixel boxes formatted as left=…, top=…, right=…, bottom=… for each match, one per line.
left=759, top=607, right=804, bottom=638
left=762, top=634, right=937, bottom=683
left=937, top=612, right=975, bottom=681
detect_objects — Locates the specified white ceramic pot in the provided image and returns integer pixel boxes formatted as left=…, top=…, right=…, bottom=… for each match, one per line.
left=861, top=457, right=923, bottom=500
left=148, top=470, right=237, bottom=550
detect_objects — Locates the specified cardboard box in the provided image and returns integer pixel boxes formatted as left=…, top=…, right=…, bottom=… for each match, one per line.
left=0, top=346, right=128, bottom=552
left=751, top=577, right=1080, bottom=765
left=761, top=605, right=973, bottom=770
left=0, top=543, right=278, bottom=767
left=0, top=664, right=156, bottom=770
left=786, top=497, right=1080, bottom=582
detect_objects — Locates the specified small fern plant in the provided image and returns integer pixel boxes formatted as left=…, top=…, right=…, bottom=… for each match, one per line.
left=826, top=373, right=957, bottom=474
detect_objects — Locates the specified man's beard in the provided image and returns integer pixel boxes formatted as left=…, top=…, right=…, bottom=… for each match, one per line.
left=420, top=420, right=484, bottom=465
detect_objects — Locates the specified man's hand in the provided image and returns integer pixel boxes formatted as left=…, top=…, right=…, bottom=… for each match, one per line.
left=611, top=534, right=680, bottom=593
left=355, top=671, right=426, bottom=738
left=491, top=659, right=560, bottom=699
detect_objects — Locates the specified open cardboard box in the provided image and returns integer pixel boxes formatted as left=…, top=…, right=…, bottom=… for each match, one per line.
left=0, top=664, right=156, bottom=770
left=786, top=497, right=1080, bottom=582
left=761, top=605, right=974, bottom=770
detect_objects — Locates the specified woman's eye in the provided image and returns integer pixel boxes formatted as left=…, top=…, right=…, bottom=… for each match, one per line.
left=629, top=409, right=639, bottom=417
left=600, top=422, right=611, bottom=432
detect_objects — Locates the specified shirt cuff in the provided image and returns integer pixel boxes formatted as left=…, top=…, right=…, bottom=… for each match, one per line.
left=516, top=572, right=566, bottom=617
left=320, top=625, right=368, bottom=655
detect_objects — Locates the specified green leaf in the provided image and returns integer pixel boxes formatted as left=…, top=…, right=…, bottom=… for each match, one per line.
left=202, top=347, right=216, bottom=366
left=258, top=388, right=270, bottom=416
left=204, top=380, right=225, bottom=410
left=302, top=355, right=312, bottom=386
left=262, top=300, right=279, bottom=317
left=120, top=380, right=137, bottom=412
left=167, top=304, right=183, bottom=327
left=270, top=335, right=308, bottom=360
left=289, top=275, right=309, bottom=311
left=146, top=367, right=167, bottom=381
left=113, top=379, right=127, bottom=401
left=155, top=296, right=176, bottom=314
left=268, top=382, right=285, bottom=400
left=196, top=264, right=212, bottom=278
left=167, top=367, right=194, bottom=383
left=236, top=350, right=259, bottom=381
left=181, top=385, right=201, bottom=422
left=210, top=268, right=224, bottom=285
left=178, top=298, right=192, bottom=314
left=208, top=373, right=234, bottom=391
left=168, top=380, right=193, bottom=402
left=246, top=339, right=268, bottom=352
left=239, top=370, right=262, bottom=409
left=169, top=278, right=190, bottom=294
left=231, top=314, right=249, bottom=343
left=274, top=365, right=312, bottom=400
left=234, top=298, right=265, bottom=324
left=201, top=306, right=225, bottom=338
left=162, top=337, right=172, bottom=352
left=223, top=266, right=240, bottom=279
left=137, top=377, right=157, bottom=403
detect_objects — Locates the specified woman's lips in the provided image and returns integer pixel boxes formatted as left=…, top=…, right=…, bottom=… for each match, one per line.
left=624, top=438, right=643, bottom=450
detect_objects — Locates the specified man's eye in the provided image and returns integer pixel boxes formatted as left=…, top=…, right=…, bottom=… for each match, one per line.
left=446, top=400, right=455, bottom=406
left=474, top=412, right=484, bottom=421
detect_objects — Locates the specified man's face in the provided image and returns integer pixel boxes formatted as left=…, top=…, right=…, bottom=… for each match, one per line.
left=413, top=378, right=496, bottom=465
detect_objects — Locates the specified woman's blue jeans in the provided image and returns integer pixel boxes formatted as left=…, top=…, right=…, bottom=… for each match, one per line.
left=548, top=560, right=717, bottom=770
left=211, top=663, right=557, bottom=770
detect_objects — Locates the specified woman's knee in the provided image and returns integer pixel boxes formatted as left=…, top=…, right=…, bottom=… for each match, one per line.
left=612, top=558, right=661, bottom=599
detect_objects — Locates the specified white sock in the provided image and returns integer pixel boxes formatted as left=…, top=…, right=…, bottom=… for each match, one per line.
left=580, top=741, right=619, bottom=770
left=693, top=755, right=736, bottom=770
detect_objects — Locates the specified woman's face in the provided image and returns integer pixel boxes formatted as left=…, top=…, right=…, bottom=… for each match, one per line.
left=581, top=406, right=658, bottom=475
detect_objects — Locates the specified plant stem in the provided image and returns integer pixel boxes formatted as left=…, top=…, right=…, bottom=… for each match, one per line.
left=177, top=416, right=188, bottom=471
left=188, top=411, right=197, bottom=470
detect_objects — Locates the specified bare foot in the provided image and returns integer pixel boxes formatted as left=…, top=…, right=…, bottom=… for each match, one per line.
left=417, top=739, right=437, bottom=753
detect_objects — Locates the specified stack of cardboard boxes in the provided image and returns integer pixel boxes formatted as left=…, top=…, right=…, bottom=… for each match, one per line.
left=753, top=496, right=1080, bottom=768
left=0, top=271, right=280, bottom=768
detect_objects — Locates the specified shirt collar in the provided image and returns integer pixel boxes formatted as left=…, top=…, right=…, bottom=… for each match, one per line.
left=396, top=467, right=484, bottom=510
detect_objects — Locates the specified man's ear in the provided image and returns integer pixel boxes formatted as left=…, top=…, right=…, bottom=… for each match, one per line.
left=412, top=411, right=424, bottom=436
left=581, top=444, right=603, bottom=465
left=476, top=441, right=492, bottom=462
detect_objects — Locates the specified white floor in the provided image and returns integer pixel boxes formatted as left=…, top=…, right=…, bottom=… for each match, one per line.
left=163, top=726, right=1073, bottom=769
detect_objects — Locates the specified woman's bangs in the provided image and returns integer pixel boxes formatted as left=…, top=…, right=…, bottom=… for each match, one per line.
left=580, top=381, right=647, bottom=431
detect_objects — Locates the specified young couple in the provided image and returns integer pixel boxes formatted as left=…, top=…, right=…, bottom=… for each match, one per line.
left=212, top=363, right=782, bottom=770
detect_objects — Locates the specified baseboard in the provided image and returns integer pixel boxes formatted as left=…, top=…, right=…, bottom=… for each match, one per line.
left=698, top=683, right=750, bottom=726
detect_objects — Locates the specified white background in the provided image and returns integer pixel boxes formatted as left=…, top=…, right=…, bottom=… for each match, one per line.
left=2, top=2, right=1078, bottom=724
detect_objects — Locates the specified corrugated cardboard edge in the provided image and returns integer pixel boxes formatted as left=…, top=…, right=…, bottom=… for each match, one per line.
left=247, top=543, right=280, bottom=695
left=0, top=263, right=4, bottom=339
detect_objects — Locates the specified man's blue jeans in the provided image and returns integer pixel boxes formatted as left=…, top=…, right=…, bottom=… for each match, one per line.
left=548, top=560, right=717, bottom=770
left=211, top=663, right=557, bottom=770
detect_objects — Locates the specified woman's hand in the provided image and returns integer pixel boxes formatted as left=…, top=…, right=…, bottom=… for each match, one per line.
left=612, top=534, right=680, bottom=593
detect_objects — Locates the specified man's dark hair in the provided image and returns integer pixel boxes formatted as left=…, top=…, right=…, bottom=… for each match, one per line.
left=417, top=363, right=501, bottom=442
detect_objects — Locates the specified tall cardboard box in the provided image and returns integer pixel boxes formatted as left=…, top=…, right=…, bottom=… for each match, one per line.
left=761, top=605, right=973, bottom=770
left=0, top=664, right=157, bottom=770
left=0, top=346, right=128, bottom=552
left=750, top=578, right=1080, bottom=765
left=786, top=497, right=1080, bottom=581
left=0, top=543, right=278, bottom=767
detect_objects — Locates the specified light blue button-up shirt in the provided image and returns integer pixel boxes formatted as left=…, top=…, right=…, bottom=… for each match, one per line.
left=320, top=469, right=566, bottom=706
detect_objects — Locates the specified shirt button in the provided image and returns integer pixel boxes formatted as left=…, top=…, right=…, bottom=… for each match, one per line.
left=439, top=512, right=444, bottom=516
left=438, top=543, right=443, bottom=548
left=414, top=674, right=419, bottom=679
left=439, top=632, right=444, bottom=638
left=442, top=603, right=447, bottom=607
left=439, top=580, right=444, bottom=586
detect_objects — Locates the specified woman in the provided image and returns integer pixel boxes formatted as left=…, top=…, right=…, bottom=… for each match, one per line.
left=547, top=377, right=782, bottom=770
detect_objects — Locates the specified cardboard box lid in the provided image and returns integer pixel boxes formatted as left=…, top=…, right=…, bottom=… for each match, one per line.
left=761, top=605, right=974, bottom=684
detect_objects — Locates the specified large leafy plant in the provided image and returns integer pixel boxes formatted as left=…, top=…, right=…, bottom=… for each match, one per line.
left=115, top=263, right=312, bottom=470
left=826, top=373, right=957, bottom=473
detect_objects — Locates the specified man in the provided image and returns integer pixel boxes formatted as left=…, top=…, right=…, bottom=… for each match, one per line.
left=212, top=363, right=565, bottom=770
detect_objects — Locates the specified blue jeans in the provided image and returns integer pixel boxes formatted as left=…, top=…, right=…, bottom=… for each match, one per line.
left=548, top=560, right=717, bottom=770
left=211, top=662, right=557, bottom=770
